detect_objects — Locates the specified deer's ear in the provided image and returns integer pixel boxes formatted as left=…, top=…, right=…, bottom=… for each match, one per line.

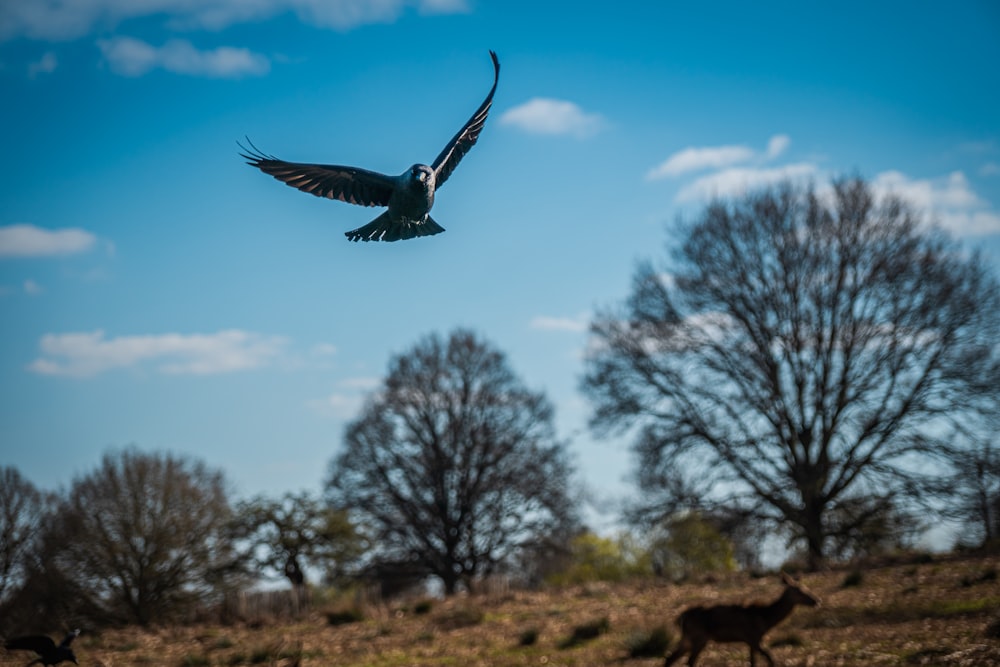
left=781, top=571, right=795, bottom=585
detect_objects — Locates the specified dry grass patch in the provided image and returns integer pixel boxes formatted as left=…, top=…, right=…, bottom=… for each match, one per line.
left=4, top=554, right=1000, bottom=666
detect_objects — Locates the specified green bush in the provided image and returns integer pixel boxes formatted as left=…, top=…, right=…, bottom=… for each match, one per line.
left=651, top=514, right=737, bottom=582
left=546, top=531, right=652, bottom=586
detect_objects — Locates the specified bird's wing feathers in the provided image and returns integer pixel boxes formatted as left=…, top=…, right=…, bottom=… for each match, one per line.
left=431, top=50, right=500, bottom=189
left=240, top=139, right=396, bottom=207
left=5, top=635, right=56, bottom=654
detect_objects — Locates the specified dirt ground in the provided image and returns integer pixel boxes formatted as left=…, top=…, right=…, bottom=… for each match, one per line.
left=3, top=553, right=998, bottom=666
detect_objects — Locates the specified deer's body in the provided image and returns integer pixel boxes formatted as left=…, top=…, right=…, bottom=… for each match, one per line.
left=664, top=574, right=819, bottom=667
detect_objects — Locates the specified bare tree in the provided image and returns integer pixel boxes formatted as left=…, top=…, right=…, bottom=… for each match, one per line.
left=937, top=420, right=1000, bottom=548
left=57, top=448, right=245, bottom=625
left=327, top=329, right=578, bottom=594
left=583, top=178, right=1000, bottom=568
left=235, top=491, right=368, bottom=590
left=0, top=467, right=51, bottom=605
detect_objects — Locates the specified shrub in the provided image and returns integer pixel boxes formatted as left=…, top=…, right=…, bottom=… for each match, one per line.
left=546, top=531, right=652, bottom=586
left=325, top=606, right=365, bottom=626
left=841, top=570, right=864, bottom=588
left=985, top=615, right=1000, bottom=639
left=433, top=604, right=485, bottom=630
left=179, top=655, right=210, bottom=667
left=960, top=567, right=997, bottom=588
left=625, top=625, right=672, bottom=658
left=518, top=627, right=539, bottom=646
left=559, top=616, right=610, bottom=648
left=413, top=599, right=434, bottom=615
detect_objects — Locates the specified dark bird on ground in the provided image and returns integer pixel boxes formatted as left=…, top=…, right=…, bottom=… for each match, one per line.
left=240, top=50, right=500, bottom=242
left=4, top=629, right=80, bottom=666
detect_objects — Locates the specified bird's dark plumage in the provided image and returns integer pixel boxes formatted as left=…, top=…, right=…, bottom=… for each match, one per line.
left=240, top=50, right=500, bottom=242
left=4, top=629, right=79, bottom=666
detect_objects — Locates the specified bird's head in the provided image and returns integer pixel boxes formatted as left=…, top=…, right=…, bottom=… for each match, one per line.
left=409, top=165, right=435, bottom=188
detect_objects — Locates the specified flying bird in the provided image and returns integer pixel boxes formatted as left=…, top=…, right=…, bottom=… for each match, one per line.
left=241, top=50, right=500, bottom=242
left=4, top=629, right=80, bottom=666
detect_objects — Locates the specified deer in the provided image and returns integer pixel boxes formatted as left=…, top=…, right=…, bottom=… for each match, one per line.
left=663, top=572, right=819, bottom=667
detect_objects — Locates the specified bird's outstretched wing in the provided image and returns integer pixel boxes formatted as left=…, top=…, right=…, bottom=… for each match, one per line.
left=240, top=139, right=396, bottom=207
left=431, top=50, right=500, bottom=189
left=5, top=635, right=56, bottom=654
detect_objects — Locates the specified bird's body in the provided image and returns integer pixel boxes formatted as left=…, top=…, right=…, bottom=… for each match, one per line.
left=241, top=51, right=500, bottom=242
left=4, top=630, right=79, bottom=666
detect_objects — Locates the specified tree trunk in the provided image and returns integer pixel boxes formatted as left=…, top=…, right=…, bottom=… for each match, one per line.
left=803, top=503, right=826, bottom=571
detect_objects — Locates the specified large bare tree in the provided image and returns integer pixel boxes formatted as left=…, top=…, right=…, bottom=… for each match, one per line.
left=57, top=448, right=244, bottom=624
left=327, top=329, right=577, bottom=594
left=582, top=178, right=1000, bottom=568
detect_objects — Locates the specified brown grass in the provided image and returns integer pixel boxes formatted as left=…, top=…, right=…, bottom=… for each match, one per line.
left=4, top=554, right=999, bottom=666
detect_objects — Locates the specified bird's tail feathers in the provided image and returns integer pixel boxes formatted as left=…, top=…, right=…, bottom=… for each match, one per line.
left=345, top=212, right=445, bottom=242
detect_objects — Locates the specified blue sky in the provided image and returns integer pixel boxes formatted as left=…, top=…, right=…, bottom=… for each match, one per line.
left=2, top=1, right=999, bottom=534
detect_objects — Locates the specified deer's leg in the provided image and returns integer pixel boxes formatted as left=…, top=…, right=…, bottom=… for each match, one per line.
left=686, top=638, right=706, bottom=666
left=757, top=644, right=776, bottom=667
left=663, top=637, right=688, bottom=667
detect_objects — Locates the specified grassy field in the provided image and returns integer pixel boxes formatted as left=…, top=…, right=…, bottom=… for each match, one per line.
left=3, top=554, right=999, bottom=666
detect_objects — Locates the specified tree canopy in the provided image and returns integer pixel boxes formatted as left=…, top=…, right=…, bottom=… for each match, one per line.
left=582, top=178, right=1000, bottom=568
left=56, top=448, right=244, bottom=625
left=327, top=329, right=578, bottom=594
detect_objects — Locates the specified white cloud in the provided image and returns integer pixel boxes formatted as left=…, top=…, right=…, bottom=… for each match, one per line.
left=308, top=376, right=380, bottom=418
left=29, top=329, right=288, bottom=377
left=675, top=162, right=818, bottom=202
left=417, top=0, right=470, bottom=14
left=766, top=134, right=790, bottom=159
left=500, top=98, right=605, bottom=138
left=23, top=279, right=43, bottom=295
left=873, top=170, right=1000, bottom=236
left=0, top=224, right=97, bottom=258
left=311, top=342, right=338, bottom=357
left=647, top=145, right=755, bottom=180
left=530, top=314, right=589, bottom=333
left=98, top=37, right=269, bottom=78
left=27, top=51, right=57, bottom=77
left=1, top=1, right=469, bottom=42
left=647, top=134, right=791, bottom=181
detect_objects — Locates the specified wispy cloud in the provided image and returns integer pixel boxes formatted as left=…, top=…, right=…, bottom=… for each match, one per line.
left=98, top=37, right=269, bottom=78
left=873, top=170, right=1000, bottom=236
left=27, top=51, right=57, bottom=77
left=675, top=162, right=818, bottom=203
left=530, top=314, right=589, bottom=333
left=500, top=98, right=605, bottom=138
left=308, top=376, right=380, bottom=418
left=0, top=224, right=97, bottom=258
left=29, top=329, right=288, bottom=377
left=647, top=134, right=790, bottom=180
left=765, top=134, right=790, bottom=159
left=0, top=0, right=470, bottom=42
